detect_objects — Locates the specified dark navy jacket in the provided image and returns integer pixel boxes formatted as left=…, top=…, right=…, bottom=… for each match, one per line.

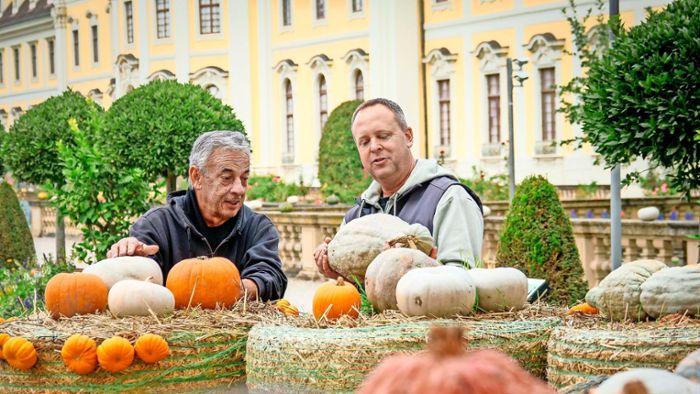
left=130, top=190, right=287, bottom=301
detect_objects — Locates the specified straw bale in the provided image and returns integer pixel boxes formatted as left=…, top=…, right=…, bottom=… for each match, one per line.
left=547, top=315, right=700, bottom=388
left=246, top=305, right=562, bottom=393
left=0, top=302, right=275, bottom=393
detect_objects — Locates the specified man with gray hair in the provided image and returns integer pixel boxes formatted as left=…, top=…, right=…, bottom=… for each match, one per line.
left=108, top=130, right=287, bottom=301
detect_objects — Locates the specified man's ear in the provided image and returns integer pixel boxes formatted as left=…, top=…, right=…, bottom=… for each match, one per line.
left=189, top=166, right=202, bottom=189
left=404, top=127, right=414, bottom=148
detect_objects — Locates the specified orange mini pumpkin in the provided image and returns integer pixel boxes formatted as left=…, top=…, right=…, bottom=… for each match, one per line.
left=312, top=277, right=361, bottom=321
left=3, top=336, right=38, bottom=370
left=97, top=336, right=134, bottom=373
left=566, top=303, right=600, bottom=315
left=166, top=256, right=242, bottom=309
left=0, top=333, right=10, bottom=360
left=61, top=334, right=98, bottom=374
left=45, top=272, right=108, bottom=319
left=134, top=334, right=170, bottom=364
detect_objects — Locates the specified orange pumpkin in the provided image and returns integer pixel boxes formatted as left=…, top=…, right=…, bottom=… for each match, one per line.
left=166, top=256, right=242, bottom=309
left=134, top=334, right=170, bottom=364
left=61, top=334, right=98, bottom=374
left=566, top=303, right=600, bottom=315
left=97, top=336, right=134, bottom=373
left=3, top=337, right=38, bottom=370
left=312, top=277, right=361, bottom=321
left=0, top=333, right=10, bottom=360
left=45, top=272, right=108, bottom=319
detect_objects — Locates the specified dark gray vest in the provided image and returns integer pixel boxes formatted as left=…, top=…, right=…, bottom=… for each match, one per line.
left=343, top=176, right=483, bottom=235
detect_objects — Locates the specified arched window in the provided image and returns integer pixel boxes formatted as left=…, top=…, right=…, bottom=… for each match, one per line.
left=205, top=84, right=219, bottom=97
left=354, top=70, right=364, bottom=101
left=319, top=75, right=328, bottom=130
left=285, top=79, right=294, bottom=159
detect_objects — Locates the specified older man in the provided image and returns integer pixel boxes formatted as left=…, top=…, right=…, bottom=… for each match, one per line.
left=108, top=130, right=287, bottom=301
left=315, top=98, right=484, bottom=279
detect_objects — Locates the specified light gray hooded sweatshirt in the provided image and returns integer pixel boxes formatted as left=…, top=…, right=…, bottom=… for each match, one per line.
left=344, top=159, right=484, bottom=267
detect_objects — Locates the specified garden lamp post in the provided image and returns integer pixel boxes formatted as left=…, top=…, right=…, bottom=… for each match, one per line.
left=609, top=0, right=622, bottom=271
left=506, top=58, right=528, bottom=202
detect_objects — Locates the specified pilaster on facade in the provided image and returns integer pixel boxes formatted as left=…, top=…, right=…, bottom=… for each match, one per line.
left=228, top=0, right=252, bottom=138
left=174, top=0, right=190, bottom=83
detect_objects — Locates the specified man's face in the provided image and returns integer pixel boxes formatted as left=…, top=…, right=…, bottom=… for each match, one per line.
left=191, top=147, right=249, bottom=224
left=351, top=104, right=414, bottom=187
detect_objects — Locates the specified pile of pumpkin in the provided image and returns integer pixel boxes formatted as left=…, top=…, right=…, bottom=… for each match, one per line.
left=311, top=214, right=530, bottom=320
left=0, top=255, right=245, bottom=373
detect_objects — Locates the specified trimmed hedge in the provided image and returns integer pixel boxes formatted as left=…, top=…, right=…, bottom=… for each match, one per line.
left=0, top=182, right=35, bottom=266
left=496, top=176, right=588, bottom=306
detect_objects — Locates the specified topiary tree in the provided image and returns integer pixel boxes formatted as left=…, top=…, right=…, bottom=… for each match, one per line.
left=0, top=90, right=99, bottom=261
left=102, top=80, right=245, bottom=193
left=561, top=0, right=700, bottom=199
left=0, top=181, right=36, bottom=267
left=318, top=100, right=371, bottom=203
left=0, top=122, right=5, bottom=175
left=496, top=175, right=588, bottom=306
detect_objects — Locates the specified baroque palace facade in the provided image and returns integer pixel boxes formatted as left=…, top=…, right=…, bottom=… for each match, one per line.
left=0, top=0, right=669, bottom=193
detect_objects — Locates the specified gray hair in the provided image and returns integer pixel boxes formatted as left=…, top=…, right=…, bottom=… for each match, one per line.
left=189, top=130, right=251, bottom=177
left=351, top=98, right=408, bottom=130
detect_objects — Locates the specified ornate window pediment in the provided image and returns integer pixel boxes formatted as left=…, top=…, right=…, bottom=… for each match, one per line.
left=306, top=54, right=332, bottom=70
left=423, top=47, right=457, bottom=78
left=341, top=48, right=368, bottom=65
left=148, top=69, right=176, bottom=81
left=473, top=40, right=509, bottom=71
left=88, top=88, right=103, bottom=105
left=273, top=59, right=298, bottom=74
left=10, top=106, right=23, bottom=119
left=115, top=53, right=139, bottom=75
left=525, top=33, right=565, bottom=64
left=189, top=66, right=228, bottom=99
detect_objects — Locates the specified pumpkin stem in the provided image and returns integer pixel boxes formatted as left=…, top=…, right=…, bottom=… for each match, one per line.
left=336, top=277, right=345, bottom=286
left=428, top=326, right=465, bottom=357
left=622, top=380, right=649, bottom=394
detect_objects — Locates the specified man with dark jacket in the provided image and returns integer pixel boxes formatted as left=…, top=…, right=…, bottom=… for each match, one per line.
left=107, top=130, right=287, bottom=301
left=314, top=98, right=484, bottom=279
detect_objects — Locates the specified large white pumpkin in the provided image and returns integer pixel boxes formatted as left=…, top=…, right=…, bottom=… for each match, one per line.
left=396, top=265, right=476, bottom=317
left=84, top=256, right=163, bottom=289
left=108, top=279, right=175, bottom=317
left=468, top=267, right=528, bottom=312
left=327, top=214, right=434, bottom=281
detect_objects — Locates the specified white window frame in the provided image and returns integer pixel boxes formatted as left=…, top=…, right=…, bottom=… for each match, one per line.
left=28, top=41, right=38, bottom=82
left=12, top=45, right=20, bottom=84
left=423, top=47, right=457, bottom=159
left=274, top=59, right=299, bottom=165
left=312, top=0, right=328, bottom=27
left=348, top=0, right=364, bottom=19
left=69, top=18, right=80, bottom=71
left=46, top=37, right=55, bottom=79
left=189, top=66, right=228, bottom=100
left=0, top=49, right=4, bottom=87
left=279, top=0, right=293, bottom=32
left=525, top=33, right=565, bottom=156
left=342, top=48, right=369, bottom=101
left=124, top=0, right=135, bottom=48
left=431, top=0, right=452, bottom=12
left=87, top=11, right=99, bottom=67
left=88, top=88, right=103, bottom=106
left=0, top=110, right=8, bottom=130
left=153, top=0, right=172, bottom=43
left=474, top=40, right=509, bottom=158
left=195, top=0, right=223, bottom=40
left=307, top=54, right=333, bottom=142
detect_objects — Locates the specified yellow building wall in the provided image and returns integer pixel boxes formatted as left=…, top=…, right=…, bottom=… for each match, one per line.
left=523, top=0, right=561, bottom=6
left=424, top=0, right=463, bottom=24
left=471, top=0, right=514, bottom=16
left=271, top=0, right=369, bottom=44
left=65, top=1, right=112, bottom=82
left=188, top=1, right=229, bottom=51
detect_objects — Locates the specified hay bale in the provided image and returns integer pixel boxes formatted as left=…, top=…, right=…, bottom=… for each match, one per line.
left=246, top=315, right=561, bottom=393
left=547, top=320, right=700, bottom=388
left=0, top=303, right=273, bottom=393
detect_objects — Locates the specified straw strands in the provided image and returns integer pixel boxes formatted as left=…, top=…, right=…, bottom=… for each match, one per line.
left=0, top=302, right=275, bottom=393
left=548, top=315, right=700, bottom=388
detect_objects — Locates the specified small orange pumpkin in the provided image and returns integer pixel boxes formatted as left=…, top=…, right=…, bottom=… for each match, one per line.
left=97, top=336, right=134, bottom=373
left=275, top=299, right=300, bottom=316
left=3, top=336, right=38, bottom=370
left=61, top=334, right=98, bottom=374
left=45, top=272, right=108, bottom=319
left=312, top=277, right=361, bottom=321
left=166, top=256, right=242, bottom=309
left=134, top=334, right=170, bottom=364
left=566, top=303, right=600, bottom=315
left=0, top=333, right=10, bottom=360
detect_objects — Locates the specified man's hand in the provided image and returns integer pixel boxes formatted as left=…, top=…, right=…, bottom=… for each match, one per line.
left=242, top=278, right=258, bottom=301
left=313, top=237, right=340, bottom=279
left=107, top=237, right=160, bottom=258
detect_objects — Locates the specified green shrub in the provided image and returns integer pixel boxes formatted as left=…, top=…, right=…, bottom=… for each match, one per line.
left=247, top=175, right=308, bottom=202
left=48, top=102, right=160, bottom=263
left=0, top=257, right=74, bottom=318
left=318, top=100, right=371, bottom=203
left=102, top=80, right=244, bottom=193
left=0, top=122, right=5, bottom=175
left=0, top=182, right=36, bottom=267
left=562, top=0, right=700, bottom=198
left=496, top=175, right=588, bottom=306
left=459, top=166, right=509, bottom=201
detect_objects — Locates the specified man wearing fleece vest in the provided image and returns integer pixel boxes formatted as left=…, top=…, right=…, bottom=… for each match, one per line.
left=314, top=98, right=484, bottom=279
left=107, top=130, right=287, bottom=302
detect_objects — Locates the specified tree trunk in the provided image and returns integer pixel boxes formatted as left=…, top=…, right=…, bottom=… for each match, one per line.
left=55, top=212, right=66, bottom=262
left=166, top=170, right=177, bottom=196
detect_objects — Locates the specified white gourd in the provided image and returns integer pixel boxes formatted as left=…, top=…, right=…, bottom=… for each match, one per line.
left=327, top=214, right=434, bottom=281
left=468, top=267, right=528, bottom=312
left=365, top=248, right=439, bottom=312
left=585, top=259, right=667, bottom=321
left=108, top=279, right=175, bottom=317
left=396, top=265, right=476, bottom=318
left=640, top=265, right=700, bottom=319
left=595, top=368, right=700, bottom=394
left=84, top=256, right=163, bottom=289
